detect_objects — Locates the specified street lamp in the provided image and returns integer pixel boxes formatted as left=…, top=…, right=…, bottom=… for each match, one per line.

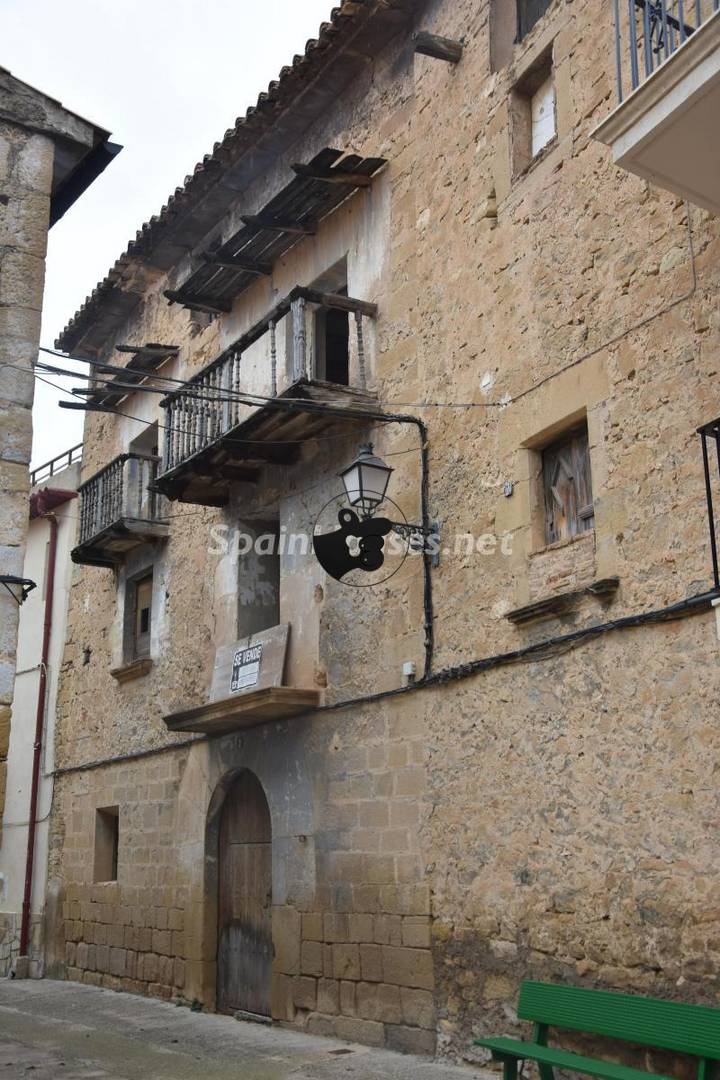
left=314, top=443, right=439, bottom=581
left=339, top=443, right=393, bottom=519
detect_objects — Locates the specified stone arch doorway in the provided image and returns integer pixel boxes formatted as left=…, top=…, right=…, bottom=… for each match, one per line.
left=216, top=770, right=272, bottom=1017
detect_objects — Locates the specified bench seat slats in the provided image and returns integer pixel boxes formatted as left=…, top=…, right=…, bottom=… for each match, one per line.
left=518, top=983, right=720, bottom=1059
left=474, top=1037, right=675, bottom=1080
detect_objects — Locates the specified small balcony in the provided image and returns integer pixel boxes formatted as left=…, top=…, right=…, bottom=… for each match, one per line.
left=73, top=453, right=169, bottom=567
left=594, top=0, right=720, bottom=214
left=153, top=286, right=380, bottom=506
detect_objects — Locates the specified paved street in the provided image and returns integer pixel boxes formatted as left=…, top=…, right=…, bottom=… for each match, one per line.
left=0, top=980, right=491, bottom=1079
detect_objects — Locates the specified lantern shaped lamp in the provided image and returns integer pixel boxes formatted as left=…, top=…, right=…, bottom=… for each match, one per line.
left=339, top=444, right=393, bottom=519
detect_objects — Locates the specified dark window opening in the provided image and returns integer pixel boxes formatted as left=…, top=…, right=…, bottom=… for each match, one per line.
left=323, top=307, right=350, bottom=385
left=542, top=423, right=594, bottom=545
left=94, top=806, right=119, bottom=883
left=238, top=519, right=281, bottom=639
left=314, top=274, right=350, bottom=386
left=518, top=0, right=553, bottom=40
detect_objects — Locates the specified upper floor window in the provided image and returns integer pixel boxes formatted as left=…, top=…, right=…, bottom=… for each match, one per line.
left=491, top=0, right=555, bottom=70
left=518, top=0, right=553, bottom=40
left=542, top=423, right=594, bottom=545
left=238, top=520, right=280, bottom=639
left=130, top=571, right=153, bottom=659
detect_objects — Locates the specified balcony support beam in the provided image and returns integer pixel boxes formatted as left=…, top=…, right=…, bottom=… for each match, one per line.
left=199, top=252, right=273, bottom=276
left=164, top=290, right=232, bottom=314
left=240, top=214, right=317, bottom=235
left=291, top=162, right=374, bottom=186
left=413, top=30, right=464, bottom=63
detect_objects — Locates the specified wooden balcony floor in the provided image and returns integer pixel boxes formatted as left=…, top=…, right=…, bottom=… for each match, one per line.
left=153, top=378, right=380, bottom=506
left=72, top=517, right=170, bottom=567
left=164, top=686, right=322, bottom=735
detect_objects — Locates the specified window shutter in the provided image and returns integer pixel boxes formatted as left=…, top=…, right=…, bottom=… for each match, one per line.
left=134, top=575, right=153, bottom=658
left=542, top=427, right=594, bottom=544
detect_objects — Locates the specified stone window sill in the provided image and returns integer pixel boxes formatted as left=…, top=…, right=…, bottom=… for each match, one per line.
left=531, top=529, right=594, bottom=558
left=506, top=576, right=619, bottom=625
left=110, top=658, right=153, bottom=684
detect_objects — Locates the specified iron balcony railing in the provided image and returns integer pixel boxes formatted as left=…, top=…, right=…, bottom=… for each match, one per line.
left=30, top=442, right=82, bottom=486
left=78, top=453, right=166, bottom=546
left=613, top=0, right=719, bottom=101
left=161, top=285, right=376, bottom=475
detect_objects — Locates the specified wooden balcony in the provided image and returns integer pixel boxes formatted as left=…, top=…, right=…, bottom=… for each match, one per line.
left=153, top=286, right=380, bottom=506
left=73, top=453, right=169, bottom=567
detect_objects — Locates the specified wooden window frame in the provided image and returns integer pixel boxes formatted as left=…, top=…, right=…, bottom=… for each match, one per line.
left=124, top=570, right=153, bottom=662
left=510, top=48, right=556, bottom=178
left=541, top=424, right=595, bottom=546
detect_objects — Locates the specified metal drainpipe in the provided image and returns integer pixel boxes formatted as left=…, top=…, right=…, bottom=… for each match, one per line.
left=19, top=507, right=57, bottom=960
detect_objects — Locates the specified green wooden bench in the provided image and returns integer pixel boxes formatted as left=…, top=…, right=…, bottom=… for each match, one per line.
left=475, top=981, right=720, bottom=1080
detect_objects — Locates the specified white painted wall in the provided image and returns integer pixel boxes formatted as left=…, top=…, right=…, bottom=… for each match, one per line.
left=0, top=460, right=80, bottom=967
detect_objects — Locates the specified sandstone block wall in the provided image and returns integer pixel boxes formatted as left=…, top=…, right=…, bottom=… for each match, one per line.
left=48, top=0, right=720, bottom=1061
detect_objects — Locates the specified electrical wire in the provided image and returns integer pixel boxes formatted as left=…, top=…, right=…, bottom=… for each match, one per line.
left=33, top=202, right=697, bottom=415
left=31, top=372, right=423, bottom=530
left=52, top=587, right=718, bottom=778
left=32, top=369, right=422, bottom=456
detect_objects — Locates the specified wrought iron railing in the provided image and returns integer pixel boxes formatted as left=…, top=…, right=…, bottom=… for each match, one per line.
left=30, top=443, right=82, bottom=486
left=613, top=0, right=719, bottom=101
left=161, top=285, right=376, bottom=475
left=78, top=453, right=166, bottom=546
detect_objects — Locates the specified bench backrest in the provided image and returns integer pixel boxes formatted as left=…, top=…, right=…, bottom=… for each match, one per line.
left=518, top=982, right=720, bottom=1061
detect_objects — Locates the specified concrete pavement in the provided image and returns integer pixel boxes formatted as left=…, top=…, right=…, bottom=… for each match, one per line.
left=0, top=979, right=492, bottom=1079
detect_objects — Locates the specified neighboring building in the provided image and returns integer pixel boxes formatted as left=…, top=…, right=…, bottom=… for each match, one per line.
left=47, top=0, right=720, bottom=1059
left=0, top=68, right=120, bottom=845
left=0, top=447, right=81, bottom=975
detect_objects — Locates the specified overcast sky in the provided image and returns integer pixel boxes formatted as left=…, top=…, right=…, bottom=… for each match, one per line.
left=4, top=0, right=333, bottom=468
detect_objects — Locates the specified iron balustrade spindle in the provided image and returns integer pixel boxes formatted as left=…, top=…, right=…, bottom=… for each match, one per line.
left=612, top=0, right=717, bottom=100
left=77, top=453, right=165, bottom=546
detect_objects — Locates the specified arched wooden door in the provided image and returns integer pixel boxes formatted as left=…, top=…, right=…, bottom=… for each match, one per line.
left=217, top=771, right=272, bottom=1016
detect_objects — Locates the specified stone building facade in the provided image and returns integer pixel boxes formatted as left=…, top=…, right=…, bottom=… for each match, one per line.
left=0, top=69, right=118, bottom=834
left=46, top=0, right=720, bottom=1061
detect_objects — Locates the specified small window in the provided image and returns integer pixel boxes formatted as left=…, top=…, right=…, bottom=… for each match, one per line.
left=542, top=424, right=594, bottom=545
left=238, top=520, right=280, bottom=638
left=517, top=0, right=553, bottom=40
left=530, top=75, right=555, bottom=158
left=491, top=0, right=554, bottom=70
left=132, top=573, right=153, bottom=658
left=510, top=51, right=556, bottom=176
left=94, top=806, right=119, bottom=883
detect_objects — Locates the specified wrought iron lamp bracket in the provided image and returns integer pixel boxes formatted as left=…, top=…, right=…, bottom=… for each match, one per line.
left=390, top=521, right=441, bottom=566
left=0, top=575, right=37, bottom=606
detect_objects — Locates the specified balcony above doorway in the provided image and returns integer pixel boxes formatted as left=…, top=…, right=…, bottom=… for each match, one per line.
left=153, top=286, right=381, bottom=506
left=72, top=453, right=169, bottom=567
left=594, top=1, right=720, bottom=215
left=163, top=625, right=321, bottom=734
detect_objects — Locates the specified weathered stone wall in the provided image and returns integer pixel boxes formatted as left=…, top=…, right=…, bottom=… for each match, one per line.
left=49, top=0, right=720, bottom=1062
left=0, top=120, right=54, bottom=825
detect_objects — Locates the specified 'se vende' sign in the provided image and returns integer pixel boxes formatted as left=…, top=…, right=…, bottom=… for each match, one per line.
left=230, top=643, right=263, bottom=692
